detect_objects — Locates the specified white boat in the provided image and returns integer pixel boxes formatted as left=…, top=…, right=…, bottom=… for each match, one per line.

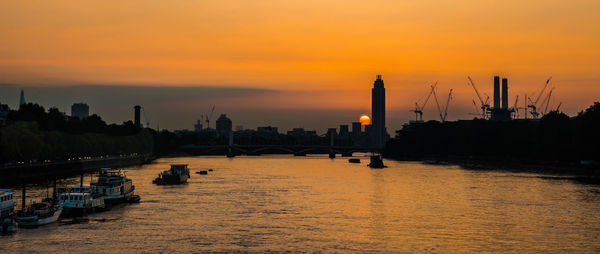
left=91, top=169, right=135, bottom=204
left=58, top=185, right=106, bottom=216
left=15, top=201, right=62, bottom=227
left=0, top=189, right=17, bottom=232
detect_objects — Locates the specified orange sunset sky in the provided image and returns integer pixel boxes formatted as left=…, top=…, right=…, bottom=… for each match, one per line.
left=0, top=0, right=599, bottom=131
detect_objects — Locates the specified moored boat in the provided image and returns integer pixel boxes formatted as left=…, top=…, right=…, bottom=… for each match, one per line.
left=348, top=158, right=361, bottom=163
left=15, top=200, right=62, bottom=227
left=0, top=189, right=17, bottom=233
left=58, top=185, right=106, bottom=217
left=153, top=164, right=190, bottom=185
left=91, top=168, right=135, bottom=204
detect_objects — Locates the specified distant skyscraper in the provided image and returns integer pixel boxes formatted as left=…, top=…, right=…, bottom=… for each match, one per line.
left=371, top=75, right=387, bottom=148
left=19, top=89, right=26, bottom=108
left=134, top=105, right=141, bottom=128
left=71, top=103, right=89, bottom=120
left=351, top=122, right=361, bottom=140
left=216, top=114, right=232, bottom=136
left=339, top=125, right=349, bottom=137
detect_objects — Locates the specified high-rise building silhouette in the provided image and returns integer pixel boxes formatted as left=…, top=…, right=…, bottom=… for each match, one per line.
left=216, top=114, right=232, bottom=136
left=71, top=103, right=89, bottom=120
left=339, top=125, right=349, bottom=137
left=371, top=75, right=387, bottom=148
left=134, top=105, right=141, bottom=128
left=351, top=122, right=361, bottom=140
left=19, top=89, right=26, bottom=109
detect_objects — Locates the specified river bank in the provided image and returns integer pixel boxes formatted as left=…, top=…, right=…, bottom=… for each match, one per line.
left=0, top=154, right=155, bottom=185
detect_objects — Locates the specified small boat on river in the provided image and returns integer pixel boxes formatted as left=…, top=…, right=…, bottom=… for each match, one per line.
left=348, top=158, right=361, bottom=163
left=153, top=164, right=190, bottom=185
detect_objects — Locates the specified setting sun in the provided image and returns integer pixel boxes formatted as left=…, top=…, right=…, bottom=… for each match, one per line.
left=359, top=115, right=370, bottom=125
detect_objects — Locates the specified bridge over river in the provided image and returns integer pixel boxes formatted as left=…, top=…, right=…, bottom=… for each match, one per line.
left=180, top=144, right=377, bottom=157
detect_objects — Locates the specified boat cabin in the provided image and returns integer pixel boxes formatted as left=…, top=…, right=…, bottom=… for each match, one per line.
left=0, top=189, right=15, bottom=218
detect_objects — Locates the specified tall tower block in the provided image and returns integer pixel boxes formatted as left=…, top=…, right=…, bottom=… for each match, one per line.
left=371, top=75, right=386, bottom=149
left=134, top=105, right=141, bottom=128
left=493, top=76, right=500, bottom=109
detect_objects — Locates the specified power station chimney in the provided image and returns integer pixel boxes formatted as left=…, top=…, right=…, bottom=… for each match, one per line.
left=502, top=78, right=508, bottom=109
left=134, top=105, right=141, bottom=128
left=493, top=76, right=500, bottom=109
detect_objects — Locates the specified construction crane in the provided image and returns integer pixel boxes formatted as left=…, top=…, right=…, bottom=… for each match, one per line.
left=411, top=82, right=437, bottom=122
left=470, top=100, right=480, bottom=115
left=433, top=87, right=453, bottom=122
left=141, top=107, right=151, bottom=128
left=540, top=87, right=555, bottom=115
left=528, top=77, right=552, bottom=119
left=468, top=76, right=490, bottom=119
left=204, top=106, right=215, bottom=129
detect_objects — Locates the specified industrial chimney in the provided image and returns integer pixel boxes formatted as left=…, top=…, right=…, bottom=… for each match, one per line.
left=134, top=105, right=141, bottom=128
left=493, top=76, right=500, bottom=109
left=502, top=78, right=508, bottom=109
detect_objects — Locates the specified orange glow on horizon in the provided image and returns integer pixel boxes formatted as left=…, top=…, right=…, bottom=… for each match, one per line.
left=0, top=0, right=599, bottom=120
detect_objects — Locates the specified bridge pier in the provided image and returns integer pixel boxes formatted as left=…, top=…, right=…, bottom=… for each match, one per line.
left=329, top=152, right=336, bottom=159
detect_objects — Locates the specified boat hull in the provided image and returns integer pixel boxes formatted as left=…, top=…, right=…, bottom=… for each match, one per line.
left=102, top=188, right=135, bottom=204
left=154, top=174, right=188, bottom=185
left=61, top=205, right=107, bottom=217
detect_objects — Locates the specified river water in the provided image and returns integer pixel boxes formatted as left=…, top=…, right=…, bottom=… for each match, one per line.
left=1, top=155, right=600, bottom=252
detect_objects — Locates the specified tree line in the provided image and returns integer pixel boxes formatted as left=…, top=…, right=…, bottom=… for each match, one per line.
left=385, top=102, right=600, bottom=165
left=0, top=103, right=154, bottom=163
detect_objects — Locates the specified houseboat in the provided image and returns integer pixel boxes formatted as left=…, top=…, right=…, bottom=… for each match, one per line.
left=58, top=185, right=105, bottom=217
left=91, top=169, right=135, bottom=204
left=153, top=164, right=190, bottom=185
left=0, top=189, right=17, bottom=232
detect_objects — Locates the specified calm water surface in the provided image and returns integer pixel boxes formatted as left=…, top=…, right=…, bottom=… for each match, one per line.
left=1, top=155, right=600, bottom=252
